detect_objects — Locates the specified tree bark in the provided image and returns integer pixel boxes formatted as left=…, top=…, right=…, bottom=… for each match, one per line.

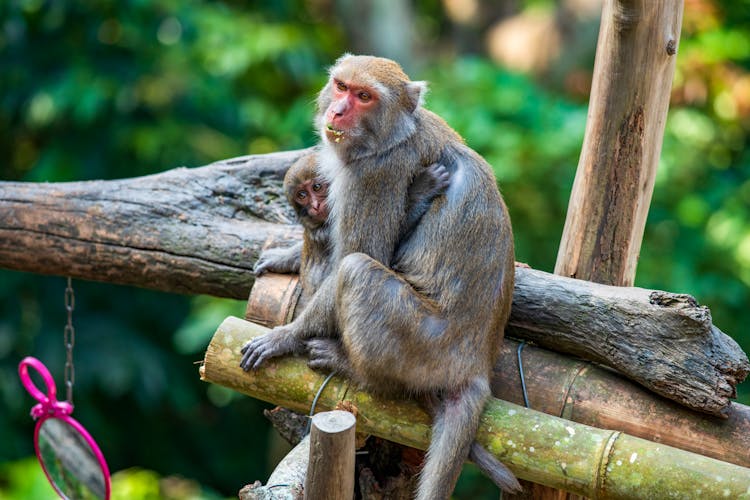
left=201, top=316, right=750, bottom=499
left=554, top=0, right=684, bottom=285
left=0, top=149, right=309, bottom=298
left=1, top=153, right=746, bottom=416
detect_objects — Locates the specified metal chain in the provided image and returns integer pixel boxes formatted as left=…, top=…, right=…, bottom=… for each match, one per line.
left=64, top=277, right=76, bottom=405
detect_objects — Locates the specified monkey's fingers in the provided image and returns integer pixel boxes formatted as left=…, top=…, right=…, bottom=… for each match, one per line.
left=253, top=262, right=269, bottom=276
left=239, top=335, right=271, bottom=370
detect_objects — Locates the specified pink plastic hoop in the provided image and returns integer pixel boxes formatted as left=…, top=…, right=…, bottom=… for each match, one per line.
left=19, top=356, right=111, bottom=499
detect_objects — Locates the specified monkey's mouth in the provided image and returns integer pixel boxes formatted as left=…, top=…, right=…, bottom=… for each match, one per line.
left=326, top=123, right=345, bottom=143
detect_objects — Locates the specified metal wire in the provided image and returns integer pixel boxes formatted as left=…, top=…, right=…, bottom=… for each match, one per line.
left=305, top=370, right=337, bottom=435
left=517, top=340, right=530, bottom=409
left=64, top=277, right=76, bottom=406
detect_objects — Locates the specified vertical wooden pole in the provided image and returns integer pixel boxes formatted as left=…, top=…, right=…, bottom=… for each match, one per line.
left=555, top=0, right=684, bottom=286
left=304, top=410, right=357, bottom=500
left=521, top=1, right=684, bottom=498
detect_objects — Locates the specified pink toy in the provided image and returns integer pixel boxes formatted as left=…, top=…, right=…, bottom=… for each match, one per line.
left=19, top=356, right=111, bottom=500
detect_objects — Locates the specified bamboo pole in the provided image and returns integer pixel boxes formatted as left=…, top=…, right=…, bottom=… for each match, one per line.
left=201, top=317, right=750, bottom=498
left=245, top=273, right=750, bottom=469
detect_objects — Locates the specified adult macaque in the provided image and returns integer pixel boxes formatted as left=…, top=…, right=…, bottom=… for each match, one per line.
left=242, top=55, right=519, bottom=498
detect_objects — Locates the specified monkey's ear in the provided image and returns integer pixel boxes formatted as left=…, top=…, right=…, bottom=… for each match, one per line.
left=405, top=80, right=428, bottom=113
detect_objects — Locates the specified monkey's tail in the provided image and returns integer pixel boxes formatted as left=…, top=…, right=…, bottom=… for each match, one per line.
left=416, top=377, right=521, bottom=500
left=469, top=441, right=523, bottom=493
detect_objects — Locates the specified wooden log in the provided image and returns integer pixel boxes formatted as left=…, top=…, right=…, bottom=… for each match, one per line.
left=246, top=272, right=750, bottom=468
left=0, top=149, right=309, bottom=299
left=555, top=0, right=684, bottom=286
left=1, top=151, right=746, bottom=414
left=305, top=411, right=356, bottom=500
left=239, top=435, right=308, bottom=500
left=508, top=267, right=748, bottom=417
left=200, top=317, right=750, bottom=498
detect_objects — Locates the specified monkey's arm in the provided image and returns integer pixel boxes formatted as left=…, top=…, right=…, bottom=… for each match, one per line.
left=240, top=271, right=337, bottom=371
left=400, top=163, right=450, bottom=240
left=254, top=242, right=302, bottom=276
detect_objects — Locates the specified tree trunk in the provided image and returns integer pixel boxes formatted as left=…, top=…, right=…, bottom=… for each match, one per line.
left=0, top=149, right=308, bottom=299
left=200, top=316, right=750, bottom=499
left=507, top=268, right=747, bottom=417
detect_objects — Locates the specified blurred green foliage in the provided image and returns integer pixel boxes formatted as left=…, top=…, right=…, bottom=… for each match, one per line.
left=1, top=1, right=750, bottom=499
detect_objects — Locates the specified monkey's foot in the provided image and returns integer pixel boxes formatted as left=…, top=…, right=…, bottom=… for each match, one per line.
left=306, top=338, right=350, bottom=375
left=239, top=328, right=297, bottom=371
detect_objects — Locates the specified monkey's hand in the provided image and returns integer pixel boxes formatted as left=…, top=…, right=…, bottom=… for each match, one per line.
left=424, top=162, right=450, bottom=197
left=240, top=327, right=300, bottom=371
left=306, top=338, right=352, bottom=376
left=401, top=163, right=451, bottom=241
left=253, top=242, right=302, bottom=276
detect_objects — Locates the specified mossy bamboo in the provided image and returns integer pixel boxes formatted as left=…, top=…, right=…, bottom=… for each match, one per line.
left=201, top=316, right=750, bottom=498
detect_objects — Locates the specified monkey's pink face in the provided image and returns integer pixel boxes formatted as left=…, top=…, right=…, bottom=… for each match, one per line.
left=295, top=178, right=329, bottom=223
left=324, top=78, right=378, bottom=143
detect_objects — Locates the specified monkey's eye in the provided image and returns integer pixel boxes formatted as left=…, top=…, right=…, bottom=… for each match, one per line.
left=358, top=91, right=371, bottom=102
left=296, top=190, right=308, bottom=200
left=336, top=80, right=347, bottom=92
left=312, top=183, right=322, bottom=192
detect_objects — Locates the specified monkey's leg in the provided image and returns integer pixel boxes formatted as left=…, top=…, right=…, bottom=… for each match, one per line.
left=241, top=272, right=338, bottom=371
left=305, top=338, right=355, bottom=379
left=336, top=253, right=454, bottom=388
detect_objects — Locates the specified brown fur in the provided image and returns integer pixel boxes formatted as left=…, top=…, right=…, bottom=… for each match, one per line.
left=254, top=150, right=448, bottom=314
left=242, top=55, right=519, bottom=498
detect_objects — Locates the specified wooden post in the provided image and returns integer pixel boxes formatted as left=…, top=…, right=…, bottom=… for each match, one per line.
left=555, top=0, right=685, bottom=285
left=304, top=411, right=357, bottom=500
left=545, top=1, right=684, bottom=497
